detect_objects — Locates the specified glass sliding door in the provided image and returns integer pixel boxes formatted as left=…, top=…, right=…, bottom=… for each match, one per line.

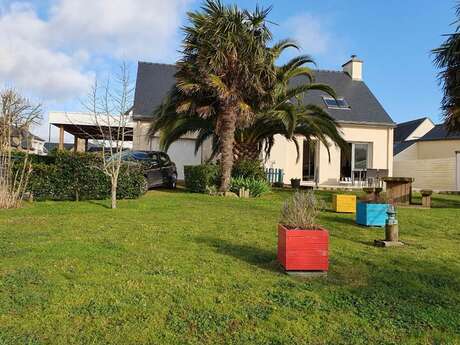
left=340, top=143, right=353, bottom=179
left=353, top=143, right=369, bottom=170
left=340, top=142, right=371, bottom=183
left=302, top=140, right=316, bottom=181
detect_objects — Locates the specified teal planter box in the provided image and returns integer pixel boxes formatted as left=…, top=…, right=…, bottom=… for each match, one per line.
left=356, top=202, right=388, bottom=227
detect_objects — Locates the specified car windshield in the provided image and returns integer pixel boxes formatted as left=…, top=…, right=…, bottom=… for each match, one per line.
left=107, top=150, right=133, bottom=162
left=131, top=152, right=149, bottom=160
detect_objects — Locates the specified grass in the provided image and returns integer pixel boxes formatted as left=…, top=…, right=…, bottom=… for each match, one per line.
left=0, top=189, right=459, bottom=344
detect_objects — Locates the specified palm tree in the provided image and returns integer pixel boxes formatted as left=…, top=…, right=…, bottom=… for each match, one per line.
left=171, top=0, right=277, bottom=192
left=433, top=3, right=460, bottom=132
left=151, top=41, right=347, bottom=165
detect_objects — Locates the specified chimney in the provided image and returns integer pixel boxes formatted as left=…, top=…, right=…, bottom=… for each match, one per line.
left=342, top=55, right=363, bottom=81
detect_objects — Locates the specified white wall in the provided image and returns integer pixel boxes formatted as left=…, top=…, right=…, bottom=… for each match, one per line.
left=132, top=120, right=209, bottom=180
left=266, top=124, right=394, bottom=185
left=149, top=138, right=203, bottom=180
left=265, top=135, right=302, bottom=184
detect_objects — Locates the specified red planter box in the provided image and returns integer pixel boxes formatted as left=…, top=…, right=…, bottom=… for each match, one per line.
left=277, top=224, right=329, bottom=271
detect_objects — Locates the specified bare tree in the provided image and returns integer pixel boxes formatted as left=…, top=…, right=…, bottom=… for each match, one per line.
left=83, top=63, right=134, bottom=209
left=0, top=89, right=42, bottom=208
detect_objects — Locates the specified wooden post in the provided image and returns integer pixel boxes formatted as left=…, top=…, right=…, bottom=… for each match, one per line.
left=421, top=190, right=433, bottom=208
left=73, top=136, right=78, bottom=153
left=59, top=125, right=65, bottom=150
left=85, top=139, right=88, bottom=152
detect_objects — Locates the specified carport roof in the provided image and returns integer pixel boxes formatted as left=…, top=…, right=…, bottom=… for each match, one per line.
left=48, top=112, right=135, bottom=140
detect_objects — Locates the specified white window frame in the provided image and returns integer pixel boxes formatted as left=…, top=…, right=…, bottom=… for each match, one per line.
left=351, top=142, right=372, bottom=171
left=322, top=96, right=351, bottom=110
left=302, top=140, right=318, bottom=182
left=456, top=151, right=460, bottom=191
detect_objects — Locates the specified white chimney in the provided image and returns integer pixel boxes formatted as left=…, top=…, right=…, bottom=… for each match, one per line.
left=342, top=55, right=363, bottom=81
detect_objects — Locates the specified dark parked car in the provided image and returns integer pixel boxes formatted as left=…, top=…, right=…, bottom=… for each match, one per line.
left=117, top=150, right=177, bottom=189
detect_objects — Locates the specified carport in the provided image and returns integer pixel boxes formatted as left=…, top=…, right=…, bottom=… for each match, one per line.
left=48, top=112, right=135, bottom=152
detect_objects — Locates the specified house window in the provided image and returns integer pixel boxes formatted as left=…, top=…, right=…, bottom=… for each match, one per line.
left=323, top=97, right=350, bottom=109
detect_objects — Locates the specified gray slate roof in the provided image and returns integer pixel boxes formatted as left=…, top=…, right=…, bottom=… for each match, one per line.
left=393, top=140, right=417, bottom=155
left=394, top=117, right=428, bottom=143
left=292, top=70, right=394, bottom=125
left=418, top=124, right=460, bottom=141
left=132, top=62, right=176, bottom=118
left=132, top=61, right=394, bottom=126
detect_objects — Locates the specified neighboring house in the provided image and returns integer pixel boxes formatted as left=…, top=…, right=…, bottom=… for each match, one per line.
left=49, top=55, right=395, bottom=185
left=11, top=127, right=46, bottom=155
left=393, top=118, right=460, bottom=191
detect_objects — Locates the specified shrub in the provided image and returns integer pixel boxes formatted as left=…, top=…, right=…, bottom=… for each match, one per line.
left=280, top=191, right=324, bottom=229
left=16, top=151, right=147, bottom=201
left=184, top=164, right=219, bottom=193
left=232, top=159, right=266, bottom=181
left=230, top=176, right=270, bottom=197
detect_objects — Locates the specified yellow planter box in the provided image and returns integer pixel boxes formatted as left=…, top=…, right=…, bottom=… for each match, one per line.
left=332, top=194, right=356, bottom=213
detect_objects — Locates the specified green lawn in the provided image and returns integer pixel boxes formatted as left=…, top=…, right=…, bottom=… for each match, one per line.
left=1, top=189, right=459, bottom=345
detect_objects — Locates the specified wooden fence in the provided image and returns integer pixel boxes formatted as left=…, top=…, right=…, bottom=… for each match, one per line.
left=265, top=168, right=284, bottom=184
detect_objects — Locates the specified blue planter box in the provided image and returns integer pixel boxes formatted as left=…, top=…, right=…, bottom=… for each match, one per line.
left=356, top=202, right=388, bottom=227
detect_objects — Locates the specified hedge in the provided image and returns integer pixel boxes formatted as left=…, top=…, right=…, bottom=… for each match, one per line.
left=183, top=164, right=219, bottom=193
left=231, top=159, right=266, bottom=180
left=184, top=159, right=269, bottom=195
left=14, top=151, right=147, bottom=201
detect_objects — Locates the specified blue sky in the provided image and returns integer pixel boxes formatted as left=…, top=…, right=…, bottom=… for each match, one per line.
left=0, top=0, right=456, bottom=140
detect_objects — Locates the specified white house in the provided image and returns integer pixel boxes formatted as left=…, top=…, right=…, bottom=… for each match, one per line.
left=50, top=56, right=395, bottom=186
left=11, top=127, right=46, bottom=155
left=268, top=56, right=394, bottom=186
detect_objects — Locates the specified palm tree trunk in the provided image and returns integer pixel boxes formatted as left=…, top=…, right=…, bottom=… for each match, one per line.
left=233, top=141, right=261, bottom=162
left=218, top=103, right=237, bottom=192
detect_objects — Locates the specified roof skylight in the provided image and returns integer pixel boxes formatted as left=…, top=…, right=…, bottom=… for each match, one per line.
left=323, top=97, right=350, bottom=109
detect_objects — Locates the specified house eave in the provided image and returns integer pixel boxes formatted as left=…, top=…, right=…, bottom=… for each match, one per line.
left=418, top=137, right=460, bottom=142
left=336, top=120, right=396, bottom=128
left=132, top=114, right=155, bottom=121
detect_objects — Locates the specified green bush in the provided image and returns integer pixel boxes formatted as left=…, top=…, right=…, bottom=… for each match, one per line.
left=184, top=164, right=219, bottom=193
left=232, top=159, right=266, bottom=180
left=16, top=151, right=147, bottom=201
left=230, top=176, right=270, bottom=197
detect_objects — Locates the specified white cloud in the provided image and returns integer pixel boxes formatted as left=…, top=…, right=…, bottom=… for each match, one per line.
left=0, top=2, right=92, bottom=101
left=48, top=0, right=190, bottom=60
left=0, top=0, right=191, bottom=103
left=283, top=13, right=331, bottom=55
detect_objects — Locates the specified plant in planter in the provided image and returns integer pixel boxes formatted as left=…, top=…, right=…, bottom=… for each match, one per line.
left=356, top=188, right=390, bottom=227
left=290, top=178, right=301, bottom=189
left=277, top=191, right=328, bottom=272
